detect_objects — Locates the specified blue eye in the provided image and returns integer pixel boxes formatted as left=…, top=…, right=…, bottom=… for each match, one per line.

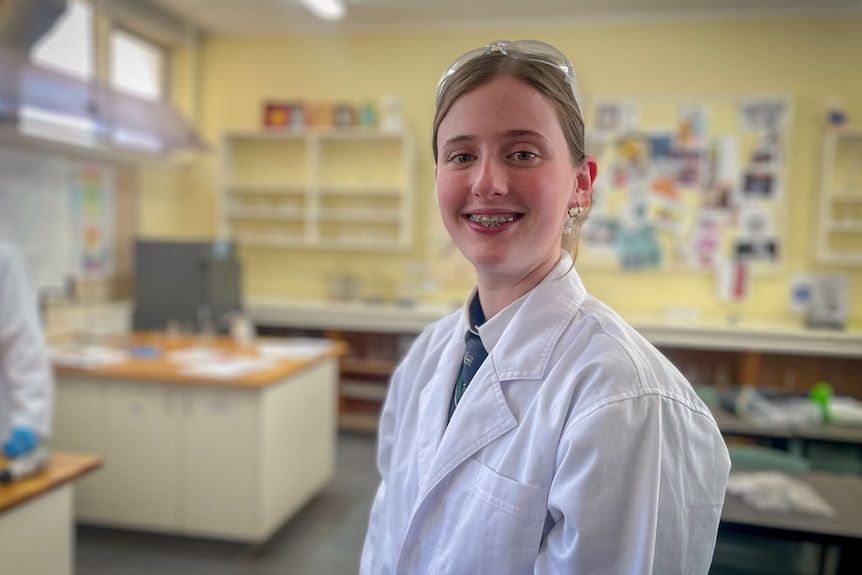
left=513, top=151, right=537, bottom=161
left=451, top=153, right=473, bottom=164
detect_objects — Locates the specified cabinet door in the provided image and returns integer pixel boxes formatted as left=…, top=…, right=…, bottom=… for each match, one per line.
left=51, top=376, right=111, bottom=521
left=178, top=386, right=260, bottom=539
left=102, top=382, right=181, bottom=530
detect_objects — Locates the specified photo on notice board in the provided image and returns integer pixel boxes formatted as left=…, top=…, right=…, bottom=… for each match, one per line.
left=676, top=104, right=709, bottom=151
left=704, top=136, right=739, bottom=208
left=594, top=100, right=640, bottom=133
left=737, top=205, right=773, bottom=237
left=687, top=210, right=724, bottom=269
left=648, top=194, right=688, bottom=236
left=739, top=99, right=788, bottom=133
left=581, top=214, right=620, bottom=256
left=733, top=237, right=779, bottom=263
left=717, top=259, right=750, bottom=302
left=741, top=171, right=775, bottom=199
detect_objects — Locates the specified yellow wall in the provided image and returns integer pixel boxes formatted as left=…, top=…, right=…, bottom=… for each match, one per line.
left=138, top=16, right=862, bottom=325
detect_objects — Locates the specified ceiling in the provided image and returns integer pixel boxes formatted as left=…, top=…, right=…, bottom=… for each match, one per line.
left=145, top=0, right=862, bottom=36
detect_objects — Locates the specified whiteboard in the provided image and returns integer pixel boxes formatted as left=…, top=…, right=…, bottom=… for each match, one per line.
left=0, top=145, right=75, bottom=290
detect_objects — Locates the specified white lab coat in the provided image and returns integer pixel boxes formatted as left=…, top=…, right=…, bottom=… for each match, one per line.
left=0, top=241, right=54, bottom=441
left=361, top=256, right=730, bottom=574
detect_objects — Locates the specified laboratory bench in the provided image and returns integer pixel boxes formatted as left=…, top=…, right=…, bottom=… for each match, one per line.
left=0, top=452, right=101, bottom=575
left=49, top=332, right=346, bottom=543
left=719, top=471, right=862, bottom=575
left=248, top=297, right=862, bottom=432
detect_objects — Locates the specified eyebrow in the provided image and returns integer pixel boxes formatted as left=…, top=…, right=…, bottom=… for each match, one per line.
left=441, top=129, right=551, bottom=149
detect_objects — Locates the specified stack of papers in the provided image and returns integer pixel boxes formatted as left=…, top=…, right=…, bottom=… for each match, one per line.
left=179, top=358, right=278, bottom=379
left=727, top=472, right=835, bottom=517
left=256, top=337, right=333, bottom=360
left=50, top=344, right=129, bottom=368
left=166, top=346, right=278, bottom=379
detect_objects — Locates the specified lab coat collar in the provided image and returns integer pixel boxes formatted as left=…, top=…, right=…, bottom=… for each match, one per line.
left=492, top=252, right=586, bottom=381
left=415, top=252, right=586, bottom=497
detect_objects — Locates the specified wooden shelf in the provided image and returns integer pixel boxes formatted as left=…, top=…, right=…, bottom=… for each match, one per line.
left=341, top=357, right=398, bottom=377
left=338, top=412, right=380, bottom=433
left=226, top=183, right=305, bottom=194
left=826, top=221, right=862, bottom=233
left=340, top=380, right=388, bottom=402
left=818, top=129, right=862, bottom=266
left=318, top=184, right=404, bottom=195
left=227, top=208, right=304, bottom=220
left=318, top=209, right=400, bottom=222
left=236, top=235, right=308, bottom=248
left=828, top=194, right=862, bottom=203
left=220, top=130, right=414, bottom=252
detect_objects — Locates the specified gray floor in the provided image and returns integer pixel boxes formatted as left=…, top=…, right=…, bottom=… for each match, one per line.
left=75, top=431, right=379, bottom=575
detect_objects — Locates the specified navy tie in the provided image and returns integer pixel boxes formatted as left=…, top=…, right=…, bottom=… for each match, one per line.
left=449, top=328, right=488, bottom=420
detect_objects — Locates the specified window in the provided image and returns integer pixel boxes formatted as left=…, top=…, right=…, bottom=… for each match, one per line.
left=110, top=29, right=164, bottom=101
left=109, top=29, right=166, bottom=151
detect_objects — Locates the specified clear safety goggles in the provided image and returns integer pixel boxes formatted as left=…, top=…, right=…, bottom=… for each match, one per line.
left=435, top=39, right=578, bottom=105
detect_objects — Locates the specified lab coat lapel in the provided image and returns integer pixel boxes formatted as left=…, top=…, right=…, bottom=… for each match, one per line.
left=421, top=364, right=516, bottom=498
left=415, top=331, right=463, bottom=494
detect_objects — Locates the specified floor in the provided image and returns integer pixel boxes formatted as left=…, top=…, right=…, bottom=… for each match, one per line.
left=75, top=431, right=379, bottom=575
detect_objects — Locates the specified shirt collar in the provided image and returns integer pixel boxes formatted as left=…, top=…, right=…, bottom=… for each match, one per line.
left=461, top=251, right=575, bottom=353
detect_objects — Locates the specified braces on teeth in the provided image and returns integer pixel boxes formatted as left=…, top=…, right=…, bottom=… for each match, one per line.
left=470, top=214, right=517, bottom=227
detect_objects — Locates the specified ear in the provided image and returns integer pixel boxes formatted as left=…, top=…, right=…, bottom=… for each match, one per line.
left=570, top=154, right=597, bottom=209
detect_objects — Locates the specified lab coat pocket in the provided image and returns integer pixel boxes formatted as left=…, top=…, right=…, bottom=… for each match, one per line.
left=429, top=457, right=548, bottom=575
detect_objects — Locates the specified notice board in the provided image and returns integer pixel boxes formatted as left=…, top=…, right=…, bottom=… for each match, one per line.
left=580, top=96, right=789, bottom=284
left=0, top=145, right=114, bottom=291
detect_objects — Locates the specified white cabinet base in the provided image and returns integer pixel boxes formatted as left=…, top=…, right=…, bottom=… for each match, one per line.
left=52, top=358, right=339, bottom=543
left=0, top=485, right=73, bottom=575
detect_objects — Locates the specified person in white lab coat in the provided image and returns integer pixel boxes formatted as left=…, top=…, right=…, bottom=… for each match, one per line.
left=0, top=241, right=53, bottom=459
left=361, top=40, right=730, bottom=574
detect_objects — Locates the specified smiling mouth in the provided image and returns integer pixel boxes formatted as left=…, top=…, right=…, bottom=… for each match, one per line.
left=467, top=214, right=521, bottom=227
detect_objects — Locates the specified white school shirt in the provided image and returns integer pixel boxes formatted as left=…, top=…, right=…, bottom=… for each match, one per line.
left=0, top=242, right=54, bottom=441
left=361, top=253, right=730, bottom=574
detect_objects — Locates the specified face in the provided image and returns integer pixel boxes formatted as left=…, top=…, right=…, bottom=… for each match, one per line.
left=436, top=74, right=593, bottom=288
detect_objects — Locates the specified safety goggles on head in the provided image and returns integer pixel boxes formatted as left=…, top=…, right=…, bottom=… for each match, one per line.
left=435, top=39, right=578, bottom=105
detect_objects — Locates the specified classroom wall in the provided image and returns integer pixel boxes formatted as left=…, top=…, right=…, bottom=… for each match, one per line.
left=137, top=16, right=862, bottom=326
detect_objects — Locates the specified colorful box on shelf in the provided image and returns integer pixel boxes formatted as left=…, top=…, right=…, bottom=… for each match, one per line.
left=262, top=100, right=380, bottom=130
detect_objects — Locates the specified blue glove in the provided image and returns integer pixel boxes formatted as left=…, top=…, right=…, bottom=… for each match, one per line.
left=3, top=426, right=39, bottom=458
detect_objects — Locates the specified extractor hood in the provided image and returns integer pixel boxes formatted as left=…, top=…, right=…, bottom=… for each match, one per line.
left=0, top=0, right=205, bottom=157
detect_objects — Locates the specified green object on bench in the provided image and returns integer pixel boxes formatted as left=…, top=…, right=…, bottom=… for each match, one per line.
left=809, top=382, right=834, bottom=423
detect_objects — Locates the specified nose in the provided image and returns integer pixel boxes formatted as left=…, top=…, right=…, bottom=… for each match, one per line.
left=472, top=156, right=507, bottom=198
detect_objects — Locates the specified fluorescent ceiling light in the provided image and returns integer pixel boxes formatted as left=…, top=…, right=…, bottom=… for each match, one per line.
left=297, top=0, right=346, bottom=21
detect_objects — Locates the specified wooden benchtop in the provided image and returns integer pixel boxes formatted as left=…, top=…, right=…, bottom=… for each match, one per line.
left=53, top=333, right=348, bottom=389
left=0, top=452, right=101, bottom=515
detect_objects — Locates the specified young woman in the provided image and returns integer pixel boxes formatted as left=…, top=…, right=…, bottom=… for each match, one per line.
left=361, top=40, right=730, bottom=574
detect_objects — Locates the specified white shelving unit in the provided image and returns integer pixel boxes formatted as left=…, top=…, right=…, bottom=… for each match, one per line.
left=219, top=129, right=414, bottom=252
left=817, top=127, right=862, bottom=265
